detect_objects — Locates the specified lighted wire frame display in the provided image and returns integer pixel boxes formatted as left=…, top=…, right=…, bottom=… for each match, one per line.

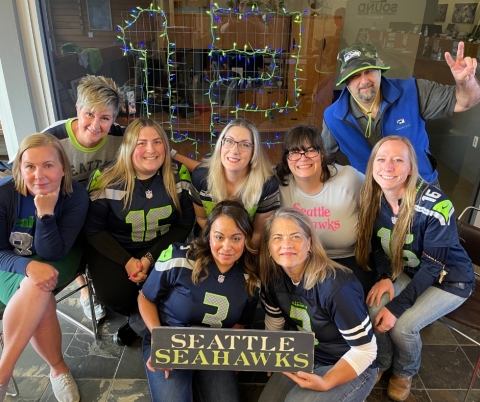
left=117, top=3, right=304, bottom=159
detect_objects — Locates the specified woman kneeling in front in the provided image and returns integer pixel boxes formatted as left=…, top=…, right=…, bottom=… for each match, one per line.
left=258, top=208, right=377, bottom=402
left=139, top=200, right=260, bottom=402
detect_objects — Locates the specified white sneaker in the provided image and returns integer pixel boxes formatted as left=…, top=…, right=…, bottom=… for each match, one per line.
left=80, top=295, right=106, bottom=321
left=50, top=372, right=80, bottom=402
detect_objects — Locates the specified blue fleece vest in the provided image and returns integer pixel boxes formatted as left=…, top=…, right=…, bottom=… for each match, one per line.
left=324, top=77, right=437, bottom=183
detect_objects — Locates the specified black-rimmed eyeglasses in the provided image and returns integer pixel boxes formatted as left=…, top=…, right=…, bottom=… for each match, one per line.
left=287, top=149, right=320, bottom=161
left=222, top=137, right=253, bottom=152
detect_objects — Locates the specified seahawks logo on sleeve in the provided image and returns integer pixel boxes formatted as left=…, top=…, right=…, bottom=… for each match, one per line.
left=415, top=188, right=454, bottom=226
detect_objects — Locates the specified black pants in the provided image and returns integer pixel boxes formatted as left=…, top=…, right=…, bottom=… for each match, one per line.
left=87, top=243, right=151, bottom=317
left=333, top=255, right=377, bottom=298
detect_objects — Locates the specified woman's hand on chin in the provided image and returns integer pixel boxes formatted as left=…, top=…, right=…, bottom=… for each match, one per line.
left=34, top=190, right=60, bottom=215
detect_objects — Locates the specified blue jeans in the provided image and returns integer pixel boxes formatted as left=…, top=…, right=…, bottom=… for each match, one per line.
left=368, top=272, right=467, bottom=377
left=258, top=365, right=377, bottom=402
left=142, top=343, right=240, bottom=402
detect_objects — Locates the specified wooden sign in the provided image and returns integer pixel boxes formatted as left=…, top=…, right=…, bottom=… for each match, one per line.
left=151, top=327, right=315, bottom=373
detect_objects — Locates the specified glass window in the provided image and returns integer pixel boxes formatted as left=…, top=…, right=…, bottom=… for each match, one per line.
left=42, top=0, right=480, bottom=213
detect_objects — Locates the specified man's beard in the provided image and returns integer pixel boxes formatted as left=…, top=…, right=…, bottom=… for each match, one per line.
left=357, top=84, right=377, bottom=103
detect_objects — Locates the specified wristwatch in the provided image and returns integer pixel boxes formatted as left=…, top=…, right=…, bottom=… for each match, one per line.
left=37, top=213, right=54, bottom=220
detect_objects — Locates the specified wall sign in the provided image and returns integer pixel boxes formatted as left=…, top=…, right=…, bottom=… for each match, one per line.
left=357, top=0, right=398, bottom=16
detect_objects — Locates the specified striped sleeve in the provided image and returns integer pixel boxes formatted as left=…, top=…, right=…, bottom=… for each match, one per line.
left=256, top=175, right=280, bottom=214
left=332, top=281, right=377, bottom=374
left=261, top=288, right=286, bottom=330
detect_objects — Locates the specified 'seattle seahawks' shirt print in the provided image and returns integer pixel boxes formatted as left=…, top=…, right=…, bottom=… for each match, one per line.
left=372, top=181, right=474, bottom=318
left=142, top=243, right=260, bottom=343
left=262, top=269, right=375, bottom=367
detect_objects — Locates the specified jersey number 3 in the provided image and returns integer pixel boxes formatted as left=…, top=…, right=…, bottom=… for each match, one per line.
left=202, top=292, right=229, bottom=328
left=290, top=304, right=319, bottom=345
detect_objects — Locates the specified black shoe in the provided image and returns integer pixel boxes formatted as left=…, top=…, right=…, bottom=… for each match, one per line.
left=113, top=322, right=139, bottom=346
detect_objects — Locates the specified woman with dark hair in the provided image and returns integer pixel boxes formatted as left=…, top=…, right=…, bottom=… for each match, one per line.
left=84, top=118, right=194, bottom=346
left=258, top=208, right=377, bottom=402
left=190, top=118, right=280, bottom=246
left=0, top=133, right=88, bottom=402
left=138, top=200, right=260, bottom=402
left=356, top=136, right=475, bottom=401
left=276, top=125, right=375, bottom=294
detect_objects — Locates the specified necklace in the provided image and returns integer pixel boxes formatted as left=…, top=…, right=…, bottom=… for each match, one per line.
left=145, top=190, right=153, bottom=199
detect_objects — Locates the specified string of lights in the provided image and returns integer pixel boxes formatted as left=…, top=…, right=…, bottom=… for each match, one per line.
left=117, top=3, right=305, bottom=159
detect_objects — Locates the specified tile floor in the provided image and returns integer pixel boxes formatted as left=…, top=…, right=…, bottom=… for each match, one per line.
left=1, top=284, right=480, bottom=402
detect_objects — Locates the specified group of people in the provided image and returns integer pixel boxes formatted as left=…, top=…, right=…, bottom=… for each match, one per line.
left=0, top=39, right=478, bottom=402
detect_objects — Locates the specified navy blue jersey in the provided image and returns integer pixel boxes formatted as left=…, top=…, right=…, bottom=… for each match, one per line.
left=189, top=166, right=280, bottom=218
left=262, top=269, right=375, bottom=367
left=142, top=243, right=260, bottom=342
left=373, top=181, right=475, bottom=318
left=84, top=162, right=194, bottom=253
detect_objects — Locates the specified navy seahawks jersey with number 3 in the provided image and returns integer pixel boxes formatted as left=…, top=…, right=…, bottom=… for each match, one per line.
left=142, top=243, right=260, bottom=342
left=372, top=181, right=475, bottom=318
left=262, top=269, right=375, bottom=367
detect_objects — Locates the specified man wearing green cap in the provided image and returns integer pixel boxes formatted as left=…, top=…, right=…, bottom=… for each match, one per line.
left=322, top=41, right=480, bottom=185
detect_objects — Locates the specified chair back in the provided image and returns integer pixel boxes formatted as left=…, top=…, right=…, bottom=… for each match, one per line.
left=457, top=208, right=480, bottom=266
left=445, top=207, right=480, bottom=331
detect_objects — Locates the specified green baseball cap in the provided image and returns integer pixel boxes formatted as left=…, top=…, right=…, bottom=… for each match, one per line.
left=336, top=43, right=390, bottom=86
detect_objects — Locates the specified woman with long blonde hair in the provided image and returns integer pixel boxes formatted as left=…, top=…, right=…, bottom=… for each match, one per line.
left=189, top=118, right=279, bottom=245
left=84, top=118, right=194, bottom=346
left=356, top=136, right=475, bottom=401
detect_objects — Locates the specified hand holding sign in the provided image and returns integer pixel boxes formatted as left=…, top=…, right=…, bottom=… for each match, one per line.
left=146, top=356, right=173, bottom=379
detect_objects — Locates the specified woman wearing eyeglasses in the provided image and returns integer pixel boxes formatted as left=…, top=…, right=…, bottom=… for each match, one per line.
left=190, top=118, right=280, bottom=246
left=275, top=125, right=376, bottom=295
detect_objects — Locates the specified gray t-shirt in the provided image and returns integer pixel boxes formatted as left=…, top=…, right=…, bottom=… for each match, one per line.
left=43, top=118, right=124, bottom=185
left=321, top=79, right=457, bottom=153
left=279, top=164, right=364, bottom=259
